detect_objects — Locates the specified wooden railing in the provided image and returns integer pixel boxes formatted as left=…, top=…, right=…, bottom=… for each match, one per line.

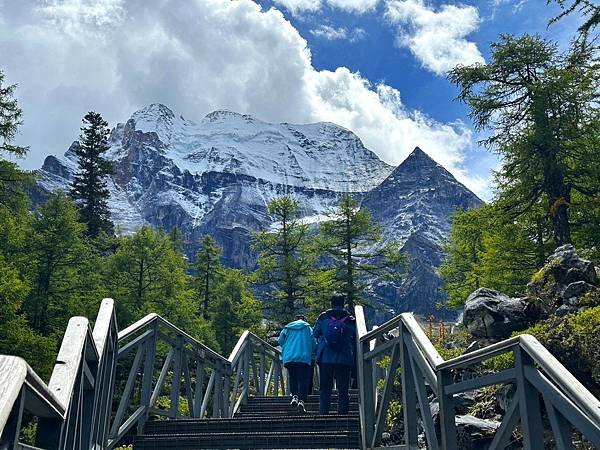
left=0, top=298, right=285, bottom=449
left=355, top=305, right=600, bottom=450
left=0, top=298, right=118, bottom=450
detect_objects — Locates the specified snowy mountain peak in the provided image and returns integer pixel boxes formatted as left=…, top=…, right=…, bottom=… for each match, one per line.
left=204, top=109, right=252, bottom=123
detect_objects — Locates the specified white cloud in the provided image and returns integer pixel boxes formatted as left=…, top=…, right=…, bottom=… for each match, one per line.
left=310, top=25, right=366, bottom=41
left=274, top=0, right=378, bottom=14
left=385, top=0, right=484, bottom=75
left=0, top=0, right=485, bottom=197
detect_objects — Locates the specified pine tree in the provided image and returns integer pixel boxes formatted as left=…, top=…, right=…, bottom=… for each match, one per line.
left=253, top=196, right=313, bottom=323
left=318, top=194, right=405, bottom=311
left=549, top=0, right=599, bottom=37
left=440, top=204, right=547, bottom=307
left=212, top=269, right=264, bottom=353
left=70, top=111, right=113, bottom=237
left=0, top=70, right=31, bottom=210
left=107, top=226, right=193, bottom=327
left=194, top=235, right=224, bottom=319
left=449, top=35, right=599, bottom=247
left=24, top=194, right=89, bottom=334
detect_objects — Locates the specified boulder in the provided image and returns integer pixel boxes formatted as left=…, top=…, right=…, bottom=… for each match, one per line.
left=527, top=245, right=599, bottom=314
left=463, top=288, right=541, bottom=341
left=455, top=415, right=500, bottom=450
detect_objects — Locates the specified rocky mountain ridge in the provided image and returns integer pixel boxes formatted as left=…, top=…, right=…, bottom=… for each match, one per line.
left=36, top=104, right=483, bottom=319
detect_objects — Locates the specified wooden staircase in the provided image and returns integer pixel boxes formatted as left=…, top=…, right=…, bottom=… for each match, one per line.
left=133, top=392, right=361, bottom=449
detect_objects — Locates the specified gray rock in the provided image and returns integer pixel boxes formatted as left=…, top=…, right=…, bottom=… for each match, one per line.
left=556, top=304, right=578, bottom=316
left=463, top=288, right=541, bottom=341
left=527, top=245, right=599, bottom=315
left=456, top=414, right=501, bottom=450
left=563, top=281, right=596, bottom=299
left=496, top=384, right=516, bottom=414
left=546, top=245, right=598, bottom=286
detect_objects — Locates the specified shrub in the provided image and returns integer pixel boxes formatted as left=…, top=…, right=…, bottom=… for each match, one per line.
left=516, top=306, right=600, bottom=395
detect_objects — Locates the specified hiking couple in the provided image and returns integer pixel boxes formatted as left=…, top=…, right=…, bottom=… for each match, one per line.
left=277, top=294, right=356, bottom=415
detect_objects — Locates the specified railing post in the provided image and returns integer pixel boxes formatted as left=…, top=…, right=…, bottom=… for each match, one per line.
left=170, top=335, right=184, bottom=418
left=1, top=388, right=25, bottom=449
left=358, top=338, right=374, bottom=450
left=213, top=365, right=223, bottom=417
left=243, top=346, right=251, bottom=402
left=272, top=356, right=280, bottom=398
left=222, top=366, right=231, bottom=418
left=193, top=358, right=205, bottom=418
left=437, top=367, right=457, bottom=450
left=399, top=322, right=419, bottom=449
left=515, top=347, right=544, bottom=449
left=259, top=347, right=266, bottom=396
left=138, top=322, right=157, bottom=432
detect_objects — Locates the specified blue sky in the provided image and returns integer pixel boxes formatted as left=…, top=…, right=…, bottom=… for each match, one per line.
left=0, top=0, right=584, bottom=199
left=253, top=0, right=582, bottom=196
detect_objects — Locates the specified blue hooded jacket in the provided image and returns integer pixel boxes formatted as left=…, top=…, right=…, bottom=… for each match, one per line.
left=313, top=308, right=356, bottom=367
left=277, top=319, right=315, bottom=366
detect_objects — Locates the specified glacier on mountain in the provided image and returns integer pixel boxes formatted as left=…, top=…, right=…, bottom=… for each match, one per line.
left=35, top=103, right=482, bottom=319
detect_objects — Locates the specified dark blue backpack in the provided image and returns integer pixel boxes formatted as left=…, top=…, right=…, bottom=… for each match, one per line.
left=325, top=316, right=349, bottom=352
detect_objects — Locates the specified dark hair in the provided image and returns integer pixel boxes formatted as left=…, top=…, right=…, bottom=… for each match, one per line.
left=330, top=293, right=346, bottom=308
left=295, top=314, right=307, bottom=321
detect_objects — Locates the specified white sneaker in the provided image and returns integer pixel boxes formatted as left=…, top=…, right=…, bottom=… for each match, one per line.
left=298, top=400, right=306, bottom=413
left=290, top=395, right=299, bottom=406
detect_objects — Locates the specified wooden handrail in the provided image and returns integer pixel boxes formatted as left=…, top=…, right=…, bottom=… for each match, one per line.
left=355, top=306, right=600, bottom=450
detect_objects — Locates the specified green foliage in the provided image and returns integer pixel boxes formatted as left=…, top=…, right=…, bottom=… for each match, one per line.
left=0, top=70, right=32, bottom=211
left=194, top=235, right=224, bottom=319
left=70, top=111, right=113, bottom=237
left=23, top=194, right=94, bottom=334
left=155, top=395, right=190, bottom=416
left=0, top=253, right=55, bottom=380
left=440, top=204, right=542, bottom=307
left=212, top=269, right=264, bottom=354
left=548, top=0, right=600, bottom=37
left=515, top=307, right=600, bottom=395
left=449, top=35, right=599, bottom=247
left=253, top=196, right=313, bottom=322
left=317, top=194, right=406, bottom=310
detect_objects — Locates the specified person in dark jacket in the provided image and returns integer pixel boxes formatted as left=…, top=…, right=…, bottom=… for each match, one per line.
left=278, top=314, right=315, bottom=412
left=313, top=294, right=356, bottom=415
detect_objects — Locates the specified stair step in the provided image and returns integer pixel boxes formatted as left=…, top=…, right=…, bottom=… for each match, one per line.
left=238, top=406, right=359, bottom=414
left=145, top=415, right=359, bottom=434
left=134, top=431, right=360, bottom=449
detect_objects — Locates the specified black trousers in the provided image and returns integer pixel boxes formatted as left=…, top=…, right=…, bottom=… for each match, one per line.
left=286, top=362, right=311, bottom=401
left=318, top=363, right=351, bottom=415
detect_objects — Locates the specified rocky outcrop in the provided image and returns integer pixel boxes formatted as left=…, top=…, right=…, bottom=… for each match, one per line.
left=462, top=288, right=541, bottom=341
left=527, top=244, right=600, bottom=316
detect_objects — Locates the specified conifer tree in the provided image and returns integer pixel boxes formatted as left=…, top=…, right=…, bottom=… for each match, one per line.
left=253, top=196, right=313, bottom=323
left=211, top=269, right=263, bottom=353
left=194, top=235, right=224, bottom=318
left=24, top=194, right=88, bottom=334
left=449, top=35, right=599, bottom=246
left=70, top=111, right=113, bottom=237
left=0, top=70, right=31, bottom=210
left=318, top=194, right=405, bottom=311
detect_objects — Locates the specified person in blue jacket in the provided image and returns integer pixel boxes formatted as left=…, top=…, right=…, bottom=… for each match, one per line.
left=313, top=293, right=356, bottom=415
left=278, top=314, right=315, bottom=412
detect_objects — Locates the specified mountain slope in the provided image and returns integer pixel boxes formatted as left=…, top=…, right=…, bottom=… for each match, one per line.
left=362, top=147, right=483, bottom=318
left=36, top=104, right=482, bottom=318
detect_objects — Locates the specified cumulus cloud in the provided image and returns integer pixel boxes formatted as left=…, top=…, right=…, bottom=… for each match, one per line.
left=0, top=0, right=485, bottom=196
left=385, top=0, right=484, bottom=75
left=274, top=0, right=379, bottom=14
left=310, top=25, right=366, bottom=41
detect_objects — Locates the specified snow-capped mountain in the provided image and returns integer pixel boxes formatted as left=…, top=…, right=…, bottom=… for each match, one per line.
left=363, top=147, right=483, bottom=318
left=36, top=104, right=482, bottom=318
